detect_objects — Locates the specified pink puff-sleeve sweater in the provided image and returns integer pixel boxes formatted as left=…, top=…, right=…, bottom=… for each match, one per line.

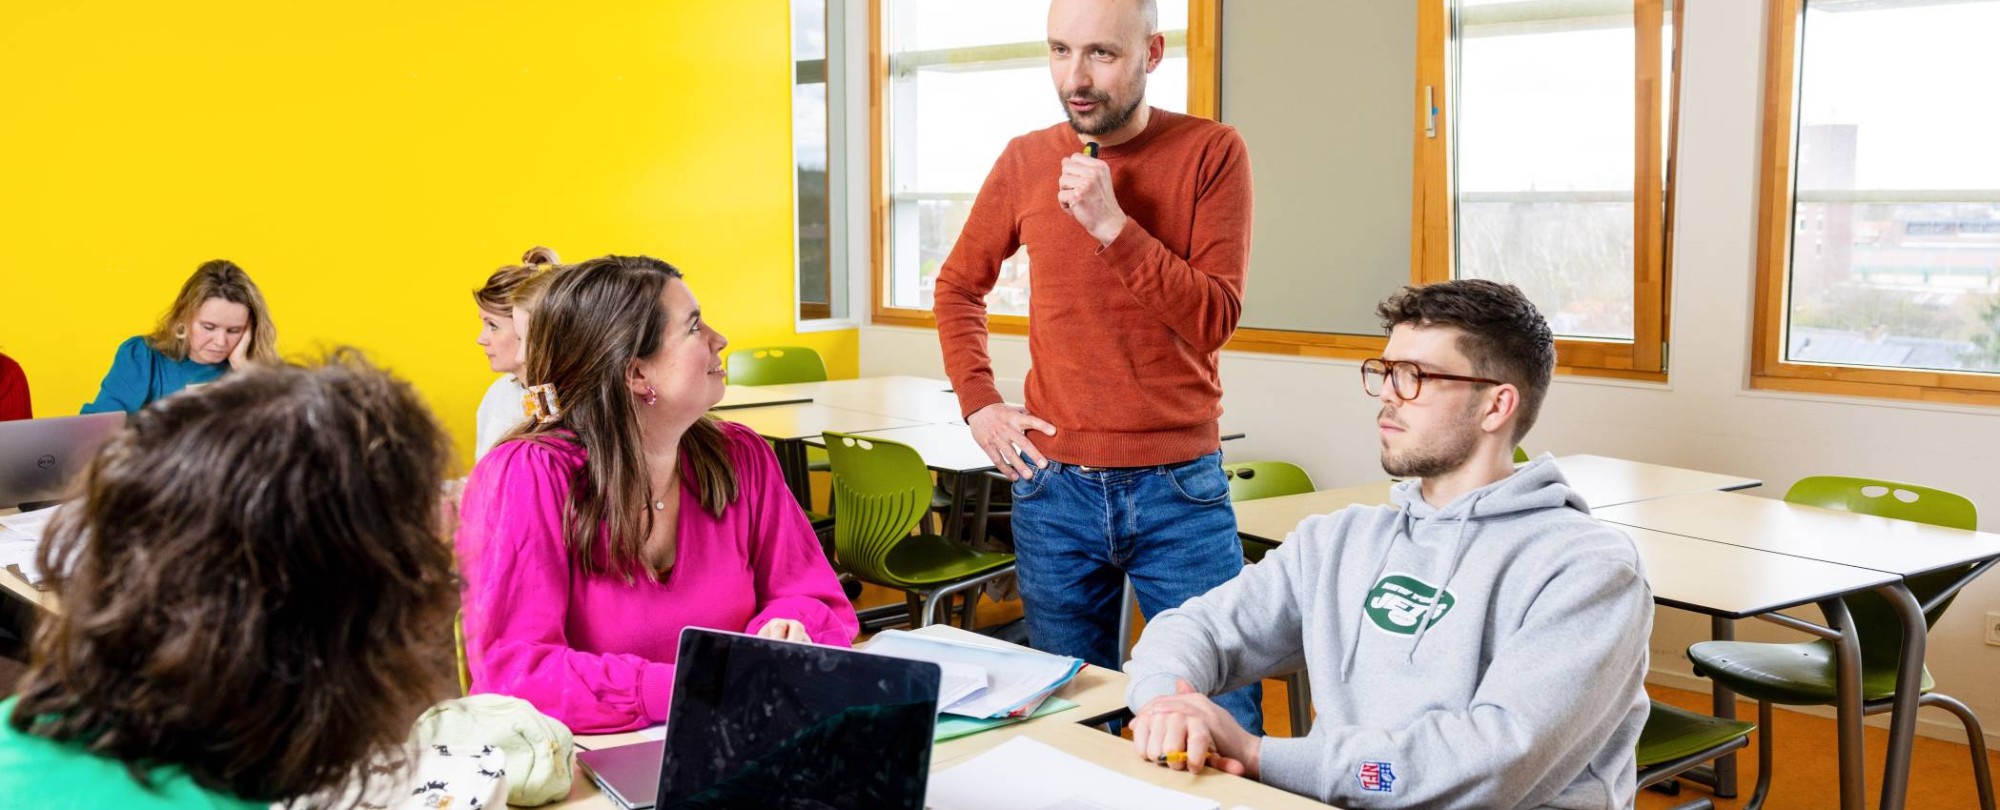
left=456, top=420, right=860, bottom=734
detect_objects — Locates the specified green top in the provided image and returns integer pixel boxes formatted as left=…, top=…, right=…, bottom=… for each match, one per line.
left=0, top=697, right=262, bottom=810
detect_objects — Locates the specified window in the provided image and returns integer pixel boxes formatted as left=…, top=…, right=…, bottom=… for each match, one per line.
left=1436, top=0, right=1680, bottom=376
left=1754, top=0, right=2000, bottom=404
left=794, top=0, right=847, bottom=323
left=871, top=0, right=1210, bottom=326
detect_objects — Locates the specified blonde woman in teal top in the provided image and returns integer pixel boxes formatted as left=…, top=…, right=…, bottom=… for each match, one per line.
left=1, top=353, right=461, bottom=807
left=80, top=259, right=278, bottom=414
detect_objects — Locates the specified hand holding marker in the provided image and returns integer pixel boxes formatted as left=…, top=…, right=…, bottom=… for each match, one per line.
left=1062, top=142, right=1099, bottom=211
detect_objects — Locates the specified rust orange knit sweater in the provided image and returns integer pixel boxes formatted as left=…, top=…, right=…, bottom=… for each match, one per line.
left=934, top=109, right=1253, bottom=467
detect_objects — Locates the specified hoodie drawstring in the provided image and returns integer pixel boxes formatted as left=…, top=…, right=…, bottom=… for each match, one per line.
left=1341, top=507, right=1410, bottom=683
left=1407, top=489, right=1486, bottom=663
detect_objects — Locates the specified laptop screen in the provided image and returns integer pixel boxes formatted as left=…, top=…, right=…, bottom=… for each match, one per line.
left=659, top=628, right=940, bottom=810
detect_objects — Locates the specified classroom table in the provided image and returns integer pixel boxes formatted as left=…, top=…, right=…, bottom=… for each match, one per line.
left=1597, top=490, right=2000, bottom=810
left=748, top=375, right=965, bottom=424
left=718, top=404, right=929, bottom=509
left=1232, top=455, right=1761, bottom=547
left=550, top=624, right=1329, bottom=809
left=710, top=384, right=813, bottom=411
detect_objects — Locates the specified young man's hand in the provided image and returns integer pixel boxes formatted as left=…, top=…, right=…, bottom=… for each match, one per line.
left=967, top=403, right=1057, bottom=482
left=1057, top=153, right=1129, bottom=246
left=1131, top=679, right=1263, bottom=777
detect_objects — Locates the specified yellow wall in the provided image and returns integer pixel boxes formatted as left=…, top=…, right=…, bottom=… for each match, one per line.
left=0, top=2, right=856, bottom=467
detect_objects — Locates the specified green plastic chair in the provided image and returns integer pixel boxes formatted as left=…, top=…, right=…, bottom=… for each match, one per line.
left=726, top=346, right=827, bottom=386
left=822, top=431, right=1016, bottom=629
left=1514, top=445, right=1531, bottom=464
left=1223, top=461, right=1315, bottom=565
left=1686, top=476, right=1994, bottom=810
left=1222, top=460, right=1317, bottom=736
left=1634, top=702, right=1756, bottom=810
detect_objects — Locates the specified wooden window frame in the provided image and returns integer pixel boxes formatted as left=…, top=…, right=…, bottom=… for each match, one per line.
left=1750, top=0, right=2000, bottom=406
left=1419, top=0, right=1680, bottom=381
left=868, top=0, right=1678, bottom=383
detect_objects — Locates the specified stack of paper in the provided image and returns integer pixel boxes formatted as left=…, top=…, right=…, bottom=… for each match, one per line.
left=864, top=629, right=1084, bottom=719
left=0, top=505, right=56, bottom=586
left=927, top=737, right=1220, bottom=810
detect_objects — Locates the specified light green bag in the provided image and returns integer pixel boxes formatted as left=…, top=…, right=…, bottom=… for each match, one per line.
left=410, top=694, right=576, bottom=806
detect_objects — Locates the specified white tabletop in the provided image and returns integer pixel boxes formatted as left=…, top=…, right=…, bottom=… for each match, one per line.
left=1623, top=525, right=1898, bottom=619
left=1233, top=455, right=1761, bottom=546
left=806, top=423, right=999, bottom=474
left=712, top=385, right=813, bottom=411
left=751, top=376, right=965, bottom=424
left=717, top=403, right=929, bottom=442
left=1552, top=454, right=1761, bottom=506
left=1598, top=490, right=2000, bottom=578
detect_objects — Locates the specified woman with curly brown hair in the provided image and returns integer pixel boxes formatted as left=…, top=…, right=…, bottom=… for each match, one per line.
left=0, top=352, right=462, bottom=808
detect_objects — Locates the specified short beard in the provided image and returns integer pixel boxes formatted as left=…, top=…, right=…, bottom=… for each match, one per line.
left=1378, top=404, right=1481, bottom=479
left=1063, top=88, right=1146, bottom=137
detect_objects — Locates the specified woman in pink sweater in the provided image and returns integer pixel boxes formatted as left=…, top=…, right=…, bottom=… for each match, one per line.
left=456, top=254, right=859, bottom=734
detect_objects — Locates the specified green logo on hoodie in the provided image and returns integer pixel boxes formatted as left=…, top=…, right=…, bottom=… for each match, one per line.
left=1365, top=574, right=1456, bottom=635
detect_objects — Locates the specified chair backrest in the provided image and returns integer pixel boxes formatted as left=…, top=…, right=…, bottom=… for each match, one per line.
left=1785, top=475, right=1979, bottom=668
left=726, top=346, right=828, bottom=386
left=1513, top=445, right=1530, bottom=464
left=821, top=431, right=933, bottom=585
left=1223, top=461, right=1315, bottom=502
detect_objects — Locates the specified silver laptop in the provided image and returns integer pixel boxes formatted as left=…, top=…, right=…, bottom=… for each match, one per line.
left=0, top=413, right=124, bottom=509
left=578, top=628, right=941, bottom=809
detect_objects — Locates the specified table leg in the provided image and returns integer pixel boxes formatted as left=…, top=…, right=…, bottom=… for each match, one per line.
left=943, top=471, right=966, bottom=541
left=1818, top=597, right=1865, bottom=810
left=970, top=474, right=994, bottom=546
left=1876, top=583, right=1926, bottom=810
left=778, top=440, right=812, bottom=511
left=1708, top=616, right=1739, bottom=798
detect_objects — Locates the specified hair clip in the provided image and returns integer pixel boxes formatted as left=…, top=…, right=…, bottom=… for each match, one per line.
left=524, top=383, right=564, bottom=424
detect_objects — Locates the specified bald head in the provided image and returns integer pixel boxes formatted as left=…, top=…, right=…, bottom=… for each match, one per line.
left=1049, top=0, right=1158, bottom=45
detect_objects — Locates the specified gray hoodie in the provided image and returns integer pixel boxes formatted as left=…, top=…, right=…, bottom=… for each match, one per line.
left=1125, top=457, right=1652, bottom=809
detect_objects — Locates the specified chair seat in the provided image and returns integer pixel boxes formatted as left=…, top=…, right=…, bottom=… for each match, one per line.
left=1636, top=701, right=1756, bottom=768
left=875, top=534, right=1015, bottom=589
left=1688, top=638, right=1933, bottom=705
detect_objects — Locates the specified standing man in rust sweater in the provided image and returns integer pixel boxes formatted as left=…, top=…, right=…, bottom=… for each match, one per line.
left=933, top=0, right=1260, bottom=734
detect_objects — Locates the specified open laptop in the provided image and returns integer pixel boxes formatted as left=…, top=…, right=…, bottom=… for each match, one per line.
left=578, top=628, right=941, bottom=810
left=0, top=413, right=124, bottom=510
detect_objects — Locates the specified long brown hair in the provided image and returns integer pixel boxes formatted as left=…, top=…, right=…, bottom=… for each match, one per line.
left=471, top=245, right=562, bottom=313
left=9, top=351, right=460, bottom=803
left=514, top=255, right=739, bottom=579
left=144, top=259, right=279, bottom=364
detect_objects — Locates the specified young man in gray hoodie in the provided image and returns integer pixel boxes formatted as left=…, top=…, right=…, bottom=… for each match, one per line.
left=1124, top=279, right=1652, bottom=809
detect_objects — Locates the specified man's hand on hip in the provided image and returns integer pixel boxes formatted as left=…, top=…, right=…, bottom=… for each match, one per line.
left=1058, top=153, right=1129, bottom=246
left=968, top=403, right=1057, bottom=482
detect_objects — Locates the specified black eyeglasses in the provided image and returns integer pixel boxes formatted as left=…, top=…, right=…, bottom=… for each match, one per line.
left=1361, top=358, right=1504, bottom=401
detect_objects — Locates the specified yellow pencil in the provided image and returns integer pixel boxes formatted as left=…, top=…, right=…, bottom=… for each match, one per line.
left=1156, top=751, right=1188, bottom=765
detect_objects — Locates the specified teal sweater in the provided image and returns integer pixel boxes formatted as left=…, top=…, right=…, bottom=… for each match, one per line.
left=79, top=336, right=227, bottom=415
left=0, top=697, right=261, bottom=809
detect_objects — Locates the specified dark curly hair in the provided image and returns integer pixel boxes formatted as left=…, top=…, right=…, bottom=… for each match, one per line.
left=1377, top=279, right=1555, bottom=442
left=7, top=350, right=461, bottom=803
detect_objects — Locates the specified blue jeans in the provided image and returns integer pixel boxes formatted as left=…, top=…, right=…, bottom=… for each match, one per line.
left=1009, top=450, right=1264, bottom=736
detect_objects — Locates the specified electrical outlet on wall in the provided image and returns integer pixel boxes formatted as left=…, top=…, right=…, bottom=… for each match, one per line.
left=1987, top=612, right=2000, bottom=647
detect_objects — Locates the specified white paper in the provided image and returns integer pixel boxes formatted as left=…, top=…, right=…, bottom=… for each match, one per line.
left=866, top=630, right=1082, bottom=719
left=927, top=737, right=1219, bottom=810
left=935, top=661, right=988, bottom=715
left=0, top=505, right=57, bottom=539
left=0, top=506, right=53, bottom=586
